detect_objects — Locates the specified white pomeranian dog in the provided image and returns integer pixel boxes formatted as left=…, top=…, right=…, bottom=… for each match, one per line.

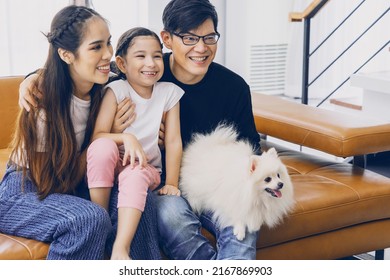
left=179, top=124, right=295, bottom=240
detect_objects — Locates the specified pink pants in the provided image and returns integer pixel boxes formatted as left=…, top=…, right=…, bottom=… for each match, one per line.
left=87, top=138, right=160, bottom=211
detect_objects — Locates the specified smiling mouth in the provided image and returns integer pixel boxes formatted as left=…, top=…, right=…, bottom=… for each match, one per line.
left=97, top=65, right=110, bottom=71
left=190, top=56, right=207, bottom=62
left=141, top=71, right=158, bottom=76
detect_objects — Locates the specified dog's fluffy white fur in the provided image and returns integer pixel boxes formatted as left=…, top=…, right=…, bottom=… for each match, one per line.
left=180, top=125, right=295, bottom=240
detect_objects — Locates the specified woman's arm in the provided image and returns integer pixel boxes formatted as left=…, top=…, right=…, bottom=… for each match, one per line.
left=158, top=103, right=182, bottom=196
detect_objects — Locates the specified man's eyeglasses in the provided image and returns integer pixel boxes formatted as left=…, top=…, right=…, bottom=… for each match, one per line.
left=172, top=32, right=220, bottom=46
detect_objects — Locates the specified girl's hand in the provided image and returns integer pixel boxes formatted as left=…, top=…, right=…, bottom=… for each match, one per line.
left=111, top=98, right=136, bottom=133
left=158, top=185, right=181, bottom=196
left=121, top=133, right=147, bottom=168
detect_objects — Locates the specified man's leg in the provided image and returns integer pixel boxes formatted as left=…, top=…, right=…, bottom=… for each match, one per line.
left=155, top=194, right=216, bottom=260
left=200, top=211, right=258, bottom=260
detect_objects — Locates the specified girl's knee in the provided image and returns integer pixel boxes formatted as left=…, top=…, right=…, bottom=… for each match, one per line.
left=87, top=138, right=119, bottom=163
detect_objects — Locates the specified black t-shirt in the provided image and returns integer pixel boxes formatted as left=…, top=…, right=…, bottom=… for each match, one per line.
left=160, top=52, right=260, bottom=152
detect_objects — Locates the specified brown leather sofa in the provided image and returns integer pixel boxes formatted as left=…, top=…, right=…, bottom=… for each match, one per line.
left=1, top=75, right=390, bottom=260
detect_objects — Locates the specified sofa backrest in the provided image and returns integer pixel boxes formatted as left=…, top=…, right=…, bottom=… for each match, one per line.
left=0, top=76, right=23, bottom=149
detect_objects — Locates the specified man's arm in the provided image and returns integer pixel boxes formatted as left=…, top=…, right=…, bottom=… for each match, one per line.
left=19, top=72, right=137, bottom=133
left=19, top=73, right=41, bottom=111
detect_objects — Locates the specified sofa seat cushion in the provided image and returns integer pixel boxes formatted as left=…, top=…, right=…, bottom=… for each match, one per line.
left=257, top=142, right=390, bottom=249
left=0, top=148, right=11, bottom=179
left=0, top=233, right=49, bottom=260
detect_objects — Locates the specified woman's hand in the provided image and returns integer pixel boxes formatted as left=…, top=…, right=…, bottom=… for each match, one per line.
left=158, top=184, right=181, bottom=196
left=121, top=133, right=147, bottom=168
left=111, top=98, right=136, bottom=133
left=19, top=73, right=42, bottom=111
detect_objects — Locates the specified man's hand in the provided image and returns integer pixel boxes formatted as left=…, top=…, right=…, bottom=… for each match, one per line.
left=19, top=73, right=42, bottom=111
left=111, top=98, right=136, bottom=133
left=158, top=122, right=165, bottom=150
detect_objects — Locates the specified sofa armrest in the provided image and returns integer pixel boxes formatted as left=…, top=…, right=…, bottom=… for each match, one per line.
left=251, top=93, right=390, bottom=157
left=0, top=76, right=23, bottom=149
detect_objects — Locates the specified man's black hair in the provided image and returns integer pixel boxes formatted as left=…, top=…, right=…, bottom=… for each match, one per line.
left=162, top=0, right=218, bottom=34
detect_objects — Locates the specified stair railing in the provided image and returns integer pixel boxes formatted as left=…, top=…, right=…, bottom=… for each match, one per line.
left=290, top=0, right=390, bottom=106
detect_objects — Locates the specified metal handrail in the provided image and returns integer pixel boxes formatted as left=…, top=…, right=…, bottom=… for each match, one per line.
left=310, top=0, right=366, bottom=56
left=291, top=0, right=389, bottom=105
left=309, top=6, right=389, bottom=87
left=316, top=38, right=390, bottom=107
left=291, top=0, right=331, bottom=104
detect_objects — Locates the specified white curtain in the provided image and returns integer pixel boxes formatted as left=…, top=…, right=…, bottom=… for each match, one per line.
left=285, top=0, right=390, bottom=102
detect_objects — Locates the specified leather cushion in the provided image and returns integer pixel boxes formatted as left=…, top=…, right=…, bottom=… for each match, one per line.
left=0, top=76, right=22, bottom=149
left=0, top=233, right=48, bottom=260
left=257, top=142, right=390, bottom=248
left=252, top=93, right=390, bottom=157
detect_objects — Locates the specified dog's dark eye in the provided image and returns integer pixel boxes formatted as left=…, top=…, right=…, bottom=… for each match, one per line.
left=264, top=177, right=272, bottom=183
left=277, top=173, right=280, bottom=178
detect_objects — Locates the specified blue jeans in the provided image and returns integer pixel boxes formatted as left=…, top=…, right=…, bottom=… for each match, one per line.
left=155, top=194, right=258, bottom=260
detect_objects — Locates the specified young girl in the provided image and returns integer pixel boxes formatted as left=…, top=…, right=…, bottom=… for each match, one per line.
left=0, top=6, right=160, bottom=260
left=86, top=27, right=184, bottom=260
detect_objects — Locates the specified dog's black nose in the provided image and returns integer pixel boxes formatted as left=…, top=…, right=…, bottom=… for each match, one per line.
left=277, top=182, right=284, bottom=189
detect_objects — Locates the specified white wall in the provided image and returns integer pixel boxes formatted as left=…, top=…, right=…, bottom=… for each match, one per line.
left=0, top=0, right=225, bottom=76
left=225, top=0, right=294, bottom=94
left=0, top=0, right=68, bottom=76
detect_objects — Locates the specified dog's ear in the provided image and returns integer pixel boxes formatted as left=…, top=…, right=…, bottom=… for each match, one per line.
left=267, top=147, right=278, bottom=158
left=250, top=155, right=259, bottom=174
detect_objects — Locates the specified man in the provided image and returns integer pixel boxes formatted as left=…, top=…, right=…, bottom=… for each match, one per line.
left=155, top=0, right=260, bottom=260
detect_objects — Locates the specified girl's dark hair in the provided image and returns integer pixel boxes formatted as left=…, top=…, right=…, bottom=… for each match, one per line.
left=162, top=0, right=218, bottom=34
left=11, top=5, right=106, bottom=199
left=112, top=27, right=162, bottom=80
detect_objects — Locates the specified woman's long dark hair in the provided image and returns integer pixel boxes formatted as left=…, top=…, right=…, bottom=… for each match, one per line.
left=11, top=5, right=106, bottom=199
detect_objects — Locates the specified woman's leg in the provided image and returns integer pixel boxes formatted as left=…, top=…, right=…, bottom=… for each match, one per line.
left=108, top=185, right=161, bottom=260
left=0, top=165, right=112, bottom=260
left=155, top=194, right=217, bottom=260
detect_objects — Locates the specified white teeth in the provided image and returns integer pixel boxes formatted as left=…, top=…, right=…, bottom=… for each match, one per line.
left=142, top=71, right=157, bottom=75
left=190, top=57, right=207, bottom=61
left=97, top=65, right=110, bottom=70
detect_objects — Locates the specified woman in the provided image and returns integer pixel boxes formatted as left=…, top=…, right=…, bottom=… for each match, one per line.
left=0, top=5, right=160, bottom=260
